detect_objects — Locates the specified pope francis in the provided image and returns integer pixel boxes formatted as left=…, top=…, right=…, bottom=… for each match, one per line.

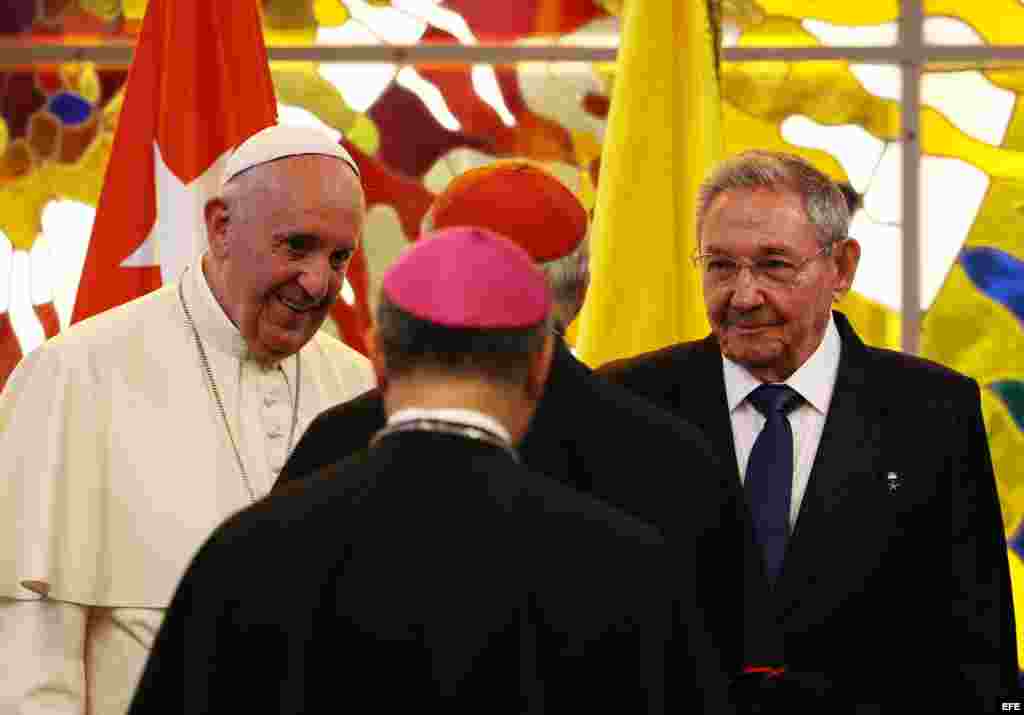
left=0, top=125, right=376, bottom=713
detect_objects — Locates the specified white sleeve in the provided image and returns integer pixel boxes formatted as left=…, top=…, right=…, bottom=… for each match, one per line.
left=84, top=607, right=162, bottom=714
left=0, top=599, right=88, bottom=715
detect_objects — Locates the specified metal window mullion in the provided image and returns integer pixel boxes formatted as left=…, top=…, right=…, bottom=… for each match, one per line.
left=0, top=43, right=621, bottom=66
left=724, top=45, right=1024, bottom=62
left=900, top=0, right=924, bottom=355
left=9, top=43, right=1024, bottom=66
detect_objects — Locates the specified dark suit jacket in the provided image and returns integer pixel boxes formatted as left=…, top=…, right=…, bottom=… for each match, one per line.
left=129, top=431, right=732, bottom=713
left=598, top=310, right=1018, bottom=708
left=276, top=339, right=748, bottom=679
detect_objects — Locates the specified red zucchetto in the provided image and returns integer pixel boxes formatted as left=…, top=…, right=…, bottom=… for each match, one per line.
left=382, top=227, right=551, bottom=329
left=424, top=161, right=588, bottom=263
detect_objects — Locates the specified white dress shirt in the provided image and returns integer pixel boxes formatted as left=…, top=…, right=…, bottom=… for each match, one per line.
left=723, top=315, right=841, bottom=527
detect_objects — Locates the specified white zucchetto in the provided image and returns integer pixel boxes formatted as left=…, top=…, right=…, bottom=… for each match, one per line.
left=222, top=123, right=360, bottom=187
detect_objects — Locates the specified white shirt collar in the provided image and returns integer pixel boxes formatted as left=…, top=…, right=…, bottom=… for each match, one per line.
left=723, top=313, right=841, bottom=414
left=387, top=407, right=513, bottom=445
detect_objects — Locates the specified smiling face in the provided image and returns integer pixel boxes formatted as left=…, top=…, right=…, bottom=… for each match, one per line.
left=204, top=154, right=365, bottom=364
left=700, top=187, right=860, bottom=382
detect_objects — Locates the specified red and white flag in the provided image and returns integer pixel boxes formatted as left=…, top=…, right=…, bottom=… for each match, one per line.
left=72, top=0, right=277, bottom=322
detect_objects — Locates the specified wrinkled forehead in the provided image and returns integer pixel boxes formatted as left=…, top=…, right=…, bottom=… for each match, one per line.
left=701, top=187, right=815, bottom=252
left=232, top=154, right=365, bottom=207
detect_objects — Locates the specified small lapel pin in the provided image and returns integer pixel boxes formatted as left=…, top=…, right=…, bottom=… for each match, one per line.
left=886, top=472, right=902, bottom=493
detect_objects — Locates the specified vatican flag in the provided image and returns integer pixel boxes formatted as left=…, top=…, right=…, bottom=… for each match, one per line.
left=575, top=0, right=722, bottom=366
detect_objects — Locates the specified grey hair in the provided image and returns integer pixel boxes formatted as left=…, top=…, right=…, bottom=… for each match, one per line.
left=696, top=150, right=851, bottom=251
left=540, top=235, right=590, bottom=334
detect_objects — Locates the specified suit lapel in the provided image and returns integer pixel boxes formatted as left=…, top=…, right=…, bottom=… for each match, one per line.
left=773, top=313, right=888, bottom=618
left=680, top=337, right=783, bottom=662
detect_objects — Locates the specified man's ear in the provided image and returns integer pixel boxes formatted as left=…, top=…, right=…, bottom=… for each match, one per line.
left=832, top=237, right=861, bottom=301
left=204, top=197, right=231, bottom=259
left=364, top=325, right=388, bottom=391
left=525, top=333, right=555, bottom=402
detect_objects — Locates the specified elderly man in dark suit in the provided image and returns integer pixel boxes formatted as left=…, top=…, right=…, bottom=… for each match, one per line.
left=128, top=227, right=733, bottom=713
left=599, top=149, right=1018, bottom=711
left=274, top=162, right=747, bottom=701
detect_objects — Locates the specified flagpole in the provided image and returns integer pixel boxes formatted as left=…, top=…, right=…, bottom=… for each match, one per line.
left=900, top=0, right=924, bottom=356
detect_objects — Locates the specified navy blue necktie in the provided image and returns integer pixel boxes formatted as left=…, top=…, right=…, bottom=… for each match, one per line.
left=744, top=384, right=802, bottom=585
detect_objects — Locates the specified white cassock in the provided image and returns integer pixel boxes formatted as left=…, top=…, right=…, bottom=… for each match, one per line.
left=0, top=257, right=375, bottom=713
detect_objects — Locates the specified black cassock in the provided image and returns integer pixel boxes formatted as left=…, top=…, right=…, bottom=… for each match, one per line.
left=276, top=339, right=748, bottom=681
left=129, top=429, right=734, bottom=714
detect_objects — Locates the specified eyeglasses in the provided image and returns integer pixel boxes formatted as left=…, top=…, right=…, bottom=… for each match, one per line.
left=692, top=242, right=840, bottom=287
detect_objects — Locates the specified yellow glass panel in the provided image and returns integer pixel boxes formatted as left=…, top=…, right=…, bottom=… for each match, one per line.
left=835, top=291, right=900, bottom=349
left=997, top=79, right=1024, bottom=150
left=983, top=66, right=1024, bottom=97
left=67, top=63, right=103, bottom=105
left=345, top=112, right=380, bottom=156
left=594, top=0, right=623, bottom=16
left=314, top=0, right=350, bottom=26
left=926, top=0, right=1024, bottom=45
left=262, top=0, right=318, bottom=42
left=920, top=107, right=1024, bottom=179
left=0, top=126, right=112, bottom=253
left=1007, top=550, right=1024, bottom=667
left=722, top=102, right=847, bottom=179
left=79, top=0, right=122, bottom=22
left=0, top=171, right=49, bottom=251
left=271, top=64, right=359, bottom=136
left=922, top=264, right=1024, bottom=386
left=755, top=0, right=898, bottom=25
left=983, top=389, right=1024, bottom=536
left=726, top=17, right=901, bottom=140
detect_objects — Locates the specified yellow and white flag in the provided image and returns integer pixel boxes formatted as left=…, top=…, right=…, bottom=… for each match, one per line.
left=576, top=0, right=722, bottom=366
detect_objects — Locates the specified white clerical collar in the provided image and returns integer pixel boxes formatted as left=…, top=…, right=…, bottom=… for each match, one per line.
left=723, top=313, right=841, bottom=415
left=387, top=407, right=513, bottom=445
left=186, top=254, right=293, bottom=370
left=187, top=254, right=248, bottom=359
